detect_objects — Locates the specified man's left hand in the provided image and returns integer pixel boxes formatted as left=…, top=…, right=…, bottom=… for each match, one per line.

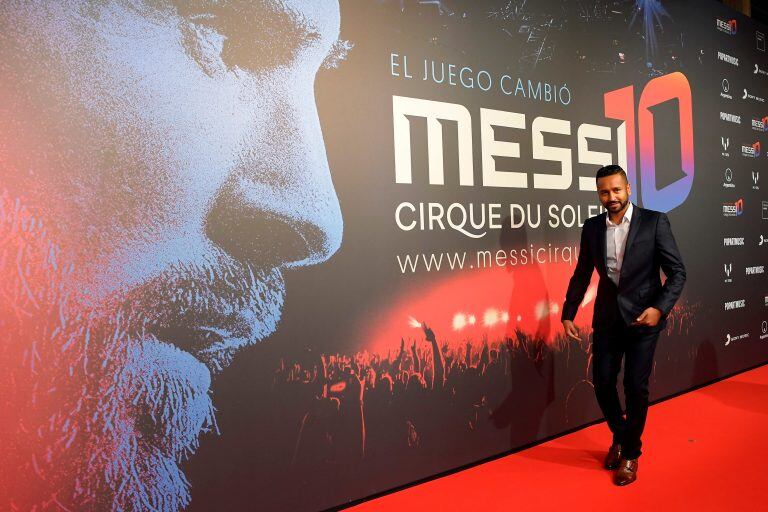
left=632, top=307, right=663, bottom=327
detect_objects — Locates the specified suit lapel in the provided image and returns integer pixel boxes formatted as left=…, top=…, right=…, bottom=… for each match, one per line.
left=597, top=212, right=607, bottom=275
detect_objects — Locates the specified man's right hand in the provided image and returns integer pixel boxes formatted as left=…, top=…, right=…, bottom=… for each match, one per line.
left=562, top=320, right=581, bottom=341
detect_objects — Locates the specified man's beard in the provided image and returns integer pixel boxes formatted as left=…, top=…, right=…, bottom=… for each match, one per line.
left=1, top=191, right=216, bottom=511
left=607, top=197, right=629, bottom=211
left=86, top=332, right=216, bottom=511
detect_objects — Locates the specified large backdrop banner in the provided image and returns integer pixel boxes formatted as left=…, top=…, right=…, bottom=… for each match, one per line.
left=1, top=1, right=767, bottom=511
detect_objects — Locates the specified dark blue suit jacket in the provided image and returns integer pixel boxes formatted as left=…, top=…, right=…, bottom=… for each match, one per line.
left=561, top=204, right=687, bottom=332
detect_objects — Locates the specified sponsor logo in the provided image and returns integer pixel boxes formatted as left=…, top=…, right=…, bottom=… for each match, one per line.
left=751, top=116, right=768, bottom=131
left=760, top=234, right=766, bottom=246
left=725, top=332, right=749, bottom=346
left=720, top=111, right=741, bottom=124
left=746, top=265, right=765, bottom=275
left=723, top=198, right=744, bottom=216
left=742, top=141, right=761, bottom=157
left=761, top=320, right=768, bottom=340
left=717, top=18, right=738, bottom=35
left=724, top=236, right=745, bottom=246
left=765, top=295, right=768, bottom=307
left=724, top=262, right=733, bottom=282
left=743, top=88, right=766, bottom=102
left=721, top=136, right=730, bottom=157
left=724, top=167, right=734, bottom=188
left=718, top=51, right=739, bottom=66
left=753, top=171, right=760, bottom=190
left=758, top=31, right=766, bottom=52
left=721, top=78, right=733, bottom=99
left=755, top=63, right=768, bottom=76
left=725, top=299, right=746, bottom=310
left=763, top=200, right=768, bottom=219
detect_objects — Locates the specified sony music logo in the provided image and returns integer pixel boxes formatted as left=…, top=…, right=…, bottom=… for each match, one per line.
left=755, top=62, right=768, bottom=76
left=725, top=332, right=749, bottom=346
left=718, top=51, right=739, bottom=66
left=720, top=111, right=741, bottom=124
left=746, top=265, right=765, bottom=275
left=725, top=299, right=746, bottom=310
left=743, top=88, right=766, bottom=102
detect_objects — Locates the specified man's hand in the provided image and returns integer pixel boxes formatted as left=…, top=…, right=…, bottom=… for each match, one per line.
left=632, top=307, right=663, bottom=327
left=562, top=320, right=580, bottom=341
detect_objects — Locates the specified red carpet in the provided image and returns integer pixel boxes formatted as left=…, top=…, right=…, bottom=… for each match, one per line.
left=350, top=364, right=768, bottom=512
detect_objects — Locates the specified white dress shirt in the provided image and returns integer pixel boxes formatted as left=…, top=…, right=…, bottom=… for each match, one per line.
left=606, top=202, right=633, bottom=286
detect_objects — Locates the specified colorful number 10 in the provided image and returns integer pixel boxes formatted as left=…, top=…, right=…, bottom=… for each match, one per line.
left=604, top=72, right=695, bottom=212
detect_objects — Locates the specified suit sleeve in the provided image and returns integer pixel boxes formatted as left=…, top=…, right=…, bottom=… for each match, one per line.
left=650, top=213, right=687, bottom=316
left=561, top=222, right=595, bottom=323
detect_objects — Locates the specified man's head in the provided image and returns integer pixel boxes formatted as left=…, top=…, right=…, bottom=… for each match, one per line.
left=1, top=1, right=345, bottom=509
left=596, top=164, right=632, bottom=215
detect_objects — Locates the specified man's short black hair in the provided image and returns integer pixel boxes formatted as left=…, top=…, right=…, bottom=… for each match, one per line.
left=596, top=164, right=628, bottom=183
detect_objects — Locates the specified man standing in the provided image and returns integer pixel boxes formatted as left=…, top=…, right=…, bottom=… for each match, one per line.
left=561, top=164, right=686, bottom=486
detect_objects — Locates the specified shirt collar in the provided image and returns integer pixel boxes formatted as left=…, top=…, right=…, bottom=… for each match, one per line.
left=606, top=201, right=633, bottom=227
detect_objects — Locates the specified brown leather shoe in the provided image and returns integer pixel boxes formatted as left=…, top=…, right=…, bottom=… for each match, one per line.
left=603, top=443, right=622, bottom=470
left=613, top=457, right=638, bottom=486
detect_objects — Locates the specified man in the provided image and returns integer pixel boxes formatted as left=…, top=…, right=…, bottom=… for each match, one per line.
left=561, top=164, right=686, bottom=486
left=0, top=1, right=347, bottom=510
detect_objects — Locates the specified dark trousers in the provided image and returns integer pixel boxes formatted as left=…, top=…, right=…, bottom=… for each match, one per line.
left=592, top=316, right=661, bottom=460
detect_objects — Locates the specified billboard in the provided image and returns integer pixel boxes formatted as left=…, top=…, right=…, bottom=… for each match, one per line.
left=1, top=1, right=766, bottom=510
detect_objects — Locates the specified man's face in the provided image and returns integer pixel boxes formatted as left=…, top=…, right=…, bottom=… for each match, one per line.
left=596, top=173, right=631, bottom=214
left=2, top=0, right=344, bottom=509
